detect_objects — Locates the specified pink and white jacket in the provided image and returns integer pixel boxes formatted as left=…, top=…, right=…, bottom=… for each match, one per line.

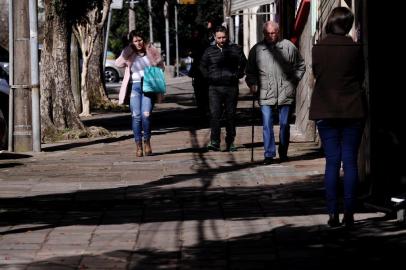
left=115, top=44, right=164, bottom=105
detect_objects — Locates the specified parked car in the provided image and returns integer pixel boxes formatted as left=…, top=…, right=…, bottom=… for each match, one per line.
left=104, top=51, right=124, bottom=83
left=0, top=62, right=9, bottom=74
left=0, top=65, right=9, bottom=149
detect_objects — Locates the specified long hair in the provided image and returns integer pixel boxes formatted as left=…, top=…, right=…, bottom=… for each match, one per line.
left=128, top=30, right=147, bottom=53
left=325, top=7, right=354, bottom=35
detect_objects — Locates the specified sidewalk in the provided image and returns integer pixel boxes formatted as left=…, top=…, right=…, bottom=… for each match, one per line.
left=0, top=78, right=404, bottom=269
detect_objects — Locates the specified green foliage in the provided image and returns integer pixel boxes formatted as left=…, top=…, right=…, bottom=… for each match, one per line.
left=69, top=0, right=106, bottom=26
left=108, top=8, right=129, bottom=56
left=107, top=0, right=223, bottom=62
left=196, top=0, right=223, bottom=26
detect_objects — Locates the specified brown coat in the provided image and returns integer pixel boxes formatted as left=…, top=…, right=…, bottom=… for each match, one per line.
left=309, top=34, right=366, bottom=120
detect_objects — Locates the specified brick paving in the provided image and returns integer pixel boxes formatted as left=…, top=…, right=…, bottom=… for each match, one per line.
left=0, top=77, right=405, bottom=269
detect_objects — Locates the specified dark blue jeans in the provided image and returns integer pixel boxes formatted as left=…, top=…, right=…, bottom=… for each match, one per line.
left=316, top=119, right=365, bottom=215
left=260, top=105, right=291, bottom=158
left=208, top=85, right=239, bottom=144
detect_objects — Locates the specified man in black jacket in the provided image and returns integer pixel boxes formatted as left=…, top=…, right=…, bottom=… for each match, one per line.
left=200, top=26, right=247, bottom=152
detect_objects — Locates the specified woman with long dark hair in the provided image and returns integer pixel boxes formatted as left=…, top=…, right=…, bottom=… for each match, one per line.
left=116, top=31, right=164, bottom=157
left=310, top=7, right=366, bottom=228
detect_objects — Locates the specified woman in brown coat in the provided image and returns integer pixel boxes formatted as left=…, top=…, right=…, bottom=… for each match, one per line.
left=310, top=7, right=366, bottom=228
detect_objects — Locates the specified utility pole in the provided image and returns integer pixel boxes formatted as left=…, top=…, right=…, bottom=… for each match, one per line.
left=129, top=0, right=138, bottom=31
left=235, top=13, right=239, bottom=45
left=164, top=1, right=170, bottom=66
left=103, top=5, right=113, bottom=68
left=28, top=0, right=40, bottom=152
left=148, top=0, right=153, bottom=42
left=105, top=0, right=123, bottom=68
left=175, top=1, right=179, bottom=76
left=10, top=0, right=33, bottom=152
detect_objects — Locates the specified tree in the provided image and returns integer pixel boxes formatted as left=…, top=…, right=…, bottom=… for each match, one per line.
left=195, top=0, right=223, bottom=27
left=108, top=8, right=128, bottom=56
left=87, top=31, right=108, bottom=109
left=72, top=0, right=111, bottom=117
left=0, top=0, right=9, bottom=50
left=40, top=0, right=84, bottom=141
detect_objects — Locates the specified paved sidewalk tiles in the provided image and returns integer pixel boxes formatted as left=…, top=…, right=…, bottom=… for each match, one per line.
left=1, top=78, right=404, bottom=269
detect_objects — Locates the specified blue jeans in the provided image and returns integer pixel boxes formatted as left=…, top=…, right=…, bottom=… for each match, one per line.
left=316, top=119, right=365, bottom=215
left=130, top=82, right=153, bottom=142
left=261, top=105, right=291, bottom=158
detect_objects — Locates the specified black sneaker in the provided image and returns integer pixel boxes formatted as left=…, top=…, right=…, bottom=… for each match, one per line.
left=207, top=141, right=220, bottom=151
left=263, top=157, right=273, bottom=165
left=279, top=155, right=289, bottom=162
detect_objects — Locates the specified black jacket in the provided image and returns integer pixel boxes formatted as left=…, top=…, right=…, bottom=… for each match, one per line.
left=200, top=43, right=247, bottom=86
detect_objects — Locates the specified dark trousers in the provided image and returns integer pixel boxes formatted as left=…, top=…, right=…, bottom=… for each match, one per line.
left=208, top=85, right=239, bottom=144
left=192, top=75, right=209, bottom=117
left=316, top=119, right=365, bottom=215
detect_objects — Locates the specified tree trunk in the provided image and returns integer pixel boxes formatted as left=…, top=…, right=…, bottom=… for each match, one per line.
left=223, top=0, right=231, bottom=23
left=40, top=0, right=84, bottom=141
left=73, top=0, right=111, bottom=117
left=88, top=31, right=109, bottom=109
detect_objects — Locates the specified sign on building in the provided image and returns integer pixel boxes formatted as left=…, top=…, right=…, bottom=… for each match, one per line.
left=111, top=0, right=124, bottom=9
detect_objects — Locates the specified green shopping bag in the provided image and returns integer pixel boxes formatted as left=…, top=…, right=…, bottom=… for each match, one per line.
left=142, top=66, right=166, bottom=94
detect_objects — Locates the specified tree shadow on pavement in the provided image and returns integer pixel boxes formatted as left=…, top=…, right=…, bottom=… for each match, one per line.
left=2, top=84, right=401, bottom=269
left=41, top=134, right=134, bottom=152
left=0, top=152, right=31, bottom=168
left=1, top=155, right=404, bottom=269
left=2, top=214, right=405, bottom=269
left=0, top=125, right=365, bottom=270
left=0, top=152, right=31, bottom=159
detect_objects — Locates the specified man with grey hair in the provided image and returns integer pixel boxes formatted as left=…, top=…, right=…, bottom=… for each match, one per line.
left=246, top=21, right=305, bottom=165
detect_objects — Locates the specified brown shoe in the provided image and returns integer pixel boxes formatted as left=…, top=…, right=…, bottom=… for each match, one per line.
left=144, top=139, right=152, bottom=156
left=136, top=141, right=143, bottom=157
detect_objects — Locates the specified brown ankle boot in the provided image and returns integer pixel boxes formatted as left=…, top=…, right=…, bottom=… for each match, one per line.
left=144, top=139, right=152, bottom=156
left=136, top=141, right=143, bottom=157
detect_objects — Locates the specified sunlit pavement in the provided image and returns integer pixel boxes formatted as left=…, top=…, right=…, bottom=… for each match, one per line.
left=0, top=78, right=404, bottom=270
